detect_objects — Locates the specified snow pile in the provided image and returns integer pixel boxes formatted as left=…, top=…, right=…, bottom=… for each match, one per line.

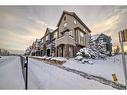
left=31, top=56, right=67, bottom=64
left=51, top=57, right=67, bottom=62
left=75, top=56, right=83, bottom=61
left=41, top=56, right=48, bottom=60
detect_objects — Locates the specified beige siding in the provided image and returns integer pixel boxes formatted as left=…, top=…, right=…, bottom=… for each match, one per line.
left=58, top=13, right=90, bottom=47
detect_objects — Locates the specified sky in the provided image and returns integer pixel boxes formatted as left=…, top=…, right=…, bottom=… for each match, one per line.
left=0, top=6, right=127, bottom=54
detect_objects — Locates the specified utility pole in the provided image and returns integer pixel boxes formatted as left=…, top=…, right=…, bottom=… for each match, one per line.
left=119, top=31, right=127, bottom=89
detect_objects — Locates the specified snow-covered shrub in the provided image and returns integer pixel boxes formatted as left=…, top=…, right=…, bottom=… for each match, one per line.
left=76, top=48, right=97, bottom=59
left=88, top=61, right=93, bottom=65
left=76, top=47, right=107, bottom=59
left=81, top=58, right=88, bottom=64
left=75, top=56, right=83, bottom=61
left=75, top=36, right=107, bottom=60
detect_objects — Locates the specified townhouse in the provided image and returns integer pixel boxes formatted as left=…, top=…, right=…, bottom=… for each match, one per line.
left=29, top=10, right=92, bottom=58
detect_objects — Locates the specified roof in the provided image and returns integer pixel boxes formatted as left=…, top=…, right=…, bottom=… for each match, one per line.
left=91, top=34, right=100, bottom=41
left=91, top=33, right=110, bottom=41
left=57, top=10, right=92, bottom=33
left=40, top=27, right=58, bottom=40
left=44, top=27, right=58, bottom=35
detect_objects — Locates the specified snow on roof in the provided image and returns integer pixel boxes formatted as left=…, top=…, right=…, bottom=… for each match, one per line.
left=35, top=39, right=41, bottom=43
left=47, top=27, right=58, bottom=33
left=91, top=34, right=100, bottom=41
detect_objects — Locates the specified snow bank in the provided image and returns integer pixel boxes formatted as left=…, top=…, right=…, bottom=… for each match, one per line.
left=51, top=57, right=67, bottom=62
left=64, top=55, right=127, bottom=85
left=30, top=56, right=67, bottom=64
left=28, top=58, right=114, bottom=89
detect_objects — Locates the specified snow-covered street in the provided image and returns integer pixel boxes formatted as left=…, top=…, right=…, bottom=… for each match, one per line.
left=0, top=56, right=124, bottom=89
left=0, top=56, right=25, bottom=89
left=28, top=58, right=114, bottom=89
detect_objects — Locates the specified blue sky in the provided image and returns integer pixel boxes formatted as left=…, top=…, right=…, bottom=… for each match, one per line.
left=0, top=6, right=127, bottom=53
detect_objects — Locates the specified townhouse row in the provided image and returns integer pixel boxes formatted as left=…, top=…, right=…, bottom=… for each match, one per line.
left=25, top=10, right=112, bottom=57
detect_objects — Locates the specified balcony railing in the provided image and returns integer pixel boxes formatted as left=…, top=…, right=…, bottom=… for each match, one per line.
left=55, top=32, right=76, bottom=47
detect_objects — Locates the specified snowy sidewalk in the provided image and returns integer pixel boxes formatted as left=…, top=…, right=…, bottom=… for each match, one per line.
left=28, top=58, right=115, bottom=89
left=0, top=56, right=25, bottom=89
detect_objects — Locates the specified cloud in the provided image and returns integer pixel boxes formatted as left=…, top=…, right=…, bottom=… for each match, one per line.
left=0, top=24, right=46, bottom=51
left=1, top=6, right=127, bottom=53
left=91, top=14, right=120, bottom=35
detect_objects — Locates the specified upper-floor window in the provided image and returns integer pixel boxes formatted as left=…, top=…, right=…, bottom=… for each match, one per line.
left=64, top=23, right=68, bottom=28
left=80, top=32, right=84, bottom=38
left=64, top=16, right=66, bottom=21
left=79, top=32, right=84, bottom=45
left=69, top=31, right=73, bottom=37
left=74, top=20, right=77, bottom=24
left=54, top=32, right=57, bottom=38
left=41, top=39, right=43, bottom=43
left=46, top=35, right=49, bottom=41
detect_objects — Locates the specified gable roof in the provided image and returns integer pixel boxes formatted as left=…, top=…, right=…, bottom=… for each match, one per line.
left=91, top=34, right=100, bottom=41
left=91, top=33, right=109, bottom=41
left=41, top=27, right=58, bottom=40
left=57, top=10, right=92, bottom=33
left=44, top=27, right=54, bottom=35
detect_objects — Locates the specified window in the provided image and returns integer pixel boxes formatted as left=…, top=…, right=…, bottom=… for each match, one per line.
left=54, top=32, right=57, bottom=38
left=79, top=32, right=84, bottom=45
left=74, top=20, right=77, bottom=24
left=41, top=39, right=43, bottom=43
left=80, top=32, right=84, bottom=38
left=69, top=31, right=73, bottom=37
left=64, top=23, right=68, bottom=27
left=64, top=16, right=66, bottom=21
left=46, top=36, right=48, bottom=41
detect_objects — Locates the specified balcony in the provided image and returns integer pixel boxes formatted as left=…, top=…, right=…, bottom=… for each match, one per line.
left=55, top=32, right=76, bottom=47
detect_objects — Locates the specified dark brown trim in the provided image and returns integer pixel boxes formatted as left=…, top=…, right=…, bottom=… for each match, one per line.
left=58, top=29, right=69, bottom=38
left=75, top=27, right=86, bottom=34
left=76, top=43, right=85, bottom=47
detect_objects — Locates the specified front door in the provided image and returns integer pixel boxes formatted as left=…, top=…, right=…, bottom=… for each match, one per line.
left=47, top=49, right=50, bottom=56
left=61, top=46, right=64, bottom=57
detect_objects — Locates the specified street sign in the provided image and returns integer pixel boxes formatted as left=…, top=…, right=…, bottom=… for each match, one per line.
left=112, top=74, right=118, bottom=82
left=120, top=29, right=127, bottom=42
